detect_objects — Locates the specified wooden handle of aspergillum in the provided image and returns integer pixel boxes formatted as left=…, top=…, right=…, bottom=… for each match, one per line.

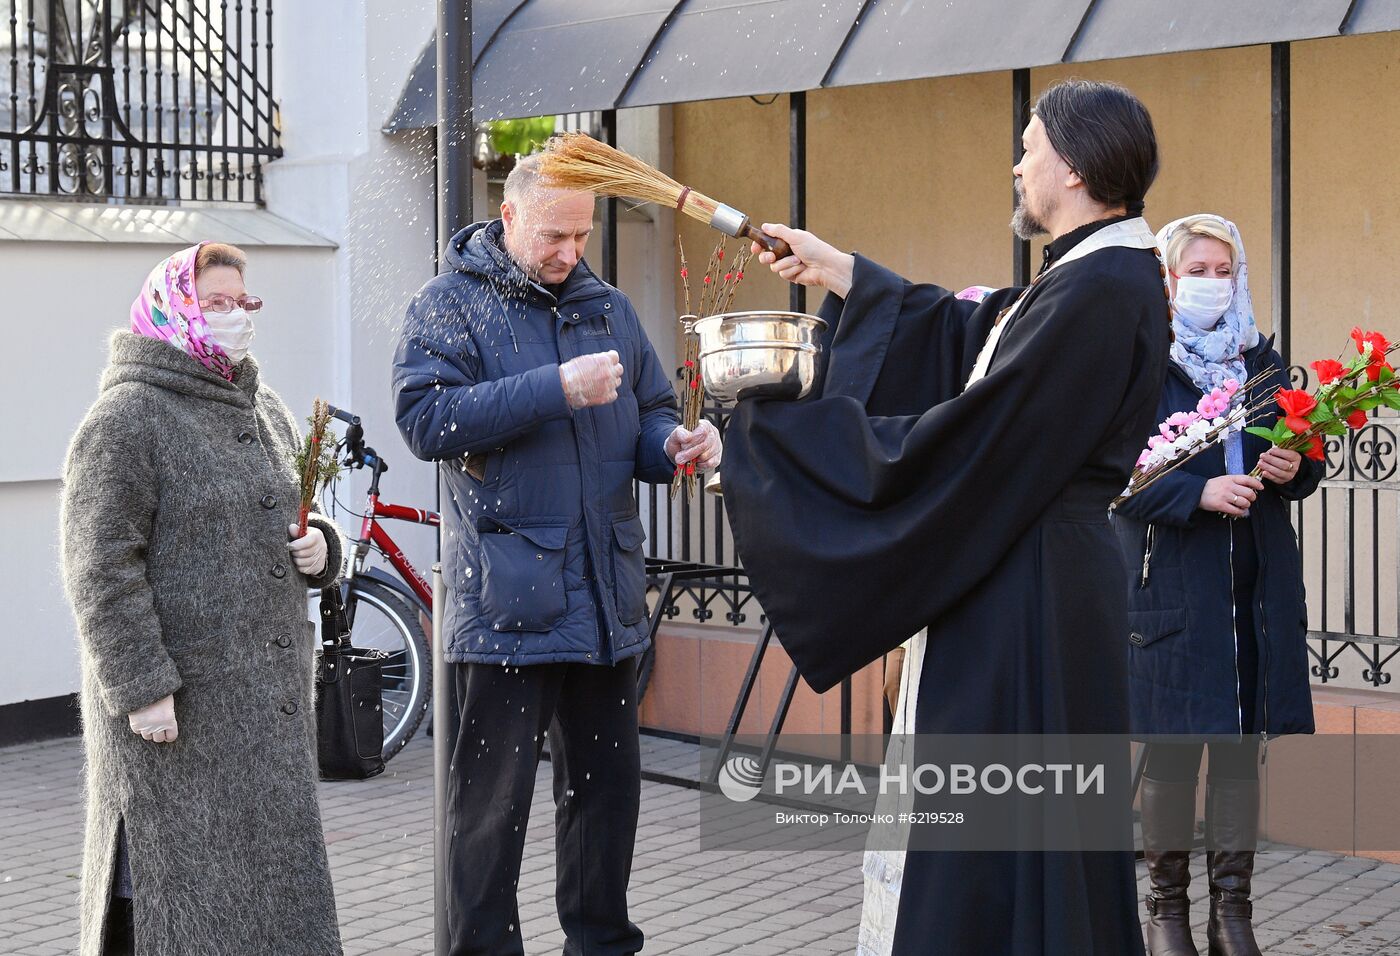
left=743, top=224, right=793, bottom=261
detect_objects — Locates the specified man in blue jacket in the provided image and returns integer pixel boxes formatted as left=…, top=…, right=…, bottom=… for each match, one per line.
left=393, top=153, right=720, bottom=956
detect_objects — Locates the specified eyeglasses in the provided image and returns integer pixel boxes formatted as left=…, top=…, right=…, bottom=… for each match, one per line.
left=200, top=293, right=263, bottom=314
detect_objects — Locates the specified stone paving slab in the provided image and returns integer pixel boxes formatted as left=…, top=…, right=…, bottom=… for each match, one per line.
left=3, top=732, right=1400, bottom=954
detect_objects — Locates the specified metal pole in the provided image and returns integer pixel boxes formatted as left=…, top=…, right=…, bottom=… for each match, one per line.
left=431, top=565, right=449, bottom=953
left=1271, top=42, right=1291, bottom=364
left=1012, top=68, right=1031, bottom=286
left=435, top=3, right=471, bottom=954
left=789, top=90, right=807, bottom=315
left=600, top=109, right=619, bottom=286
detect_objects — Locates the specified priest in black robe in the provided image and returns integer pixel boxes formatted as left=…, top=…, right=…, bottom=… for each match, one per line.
left=725, top=80, right=1169, bottom=955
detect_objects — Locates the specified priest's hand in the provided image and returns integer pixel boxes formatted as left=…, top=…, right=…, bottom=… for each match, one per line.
left=665, top=420, right=722, bottom=471
left=1199, top=475, right=1264, bottom=517
left=752, top=224, right=855, bottom=299
left=1257, top=446, right=1303, bottom=485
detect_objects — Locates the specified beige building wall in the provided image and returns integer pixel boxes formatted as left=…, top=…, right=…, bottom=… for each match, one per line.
left=1292, top=32, right=1400, bottom=368
left=1034, top=46, right=1274, bottom=329
left=670, top=73, right=1013, bottom=331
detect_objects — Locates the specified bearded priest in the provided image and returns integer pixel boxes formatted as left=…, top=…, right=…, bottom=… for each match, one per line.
left=726, top=79, right=1169, bottom=956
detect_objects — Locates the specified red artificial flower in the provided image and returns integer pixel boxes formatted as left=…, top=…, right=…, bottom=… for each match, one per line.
left=1346, top=408, right=1369, bottom=429
left=1275, top=388, right=1316, bottom=434
left=685, top=461, right=697, bottom=475
left=717, top=250, right=725, bottom=260
left=703, top=276, right=711, bottom=285
left=724, top=273, right=733, bottom=281
left=690, top=379, right=700, bottom=389
left=1311, top=358, right=1346, bottom=385
left=1365, top=361, right=1394, bottom=382
left=1276, top=388, right=1317, bottom=417
left=680, top=268, right=688, bottom=279
left=1303, top=435, right=1326, bottom=462
left=1351, top=326, right=1391, bottom=361
left=736, top=272, right=744, bottom=280
left=684, top=359, right=695, bottom=368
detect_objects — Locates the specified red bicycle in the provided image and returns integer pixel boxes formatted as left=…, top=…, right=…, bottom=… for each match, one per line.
left=322, top=406, right=437, bottom=759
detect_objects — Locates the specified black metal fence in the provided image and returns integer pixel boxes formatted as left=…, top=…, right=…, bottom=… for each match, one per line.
left=639, top=406, right=763, bottom=628
left=645, top=380, right=1400, bottom=693
left=1, top=0, right=281, bottom=203
left=1288, top=366, right=1400, bottom=689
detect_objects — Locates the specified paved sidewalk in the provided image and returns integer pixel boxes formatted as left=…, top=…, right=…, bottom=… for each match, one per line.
left=4, top=733, right=1400, bottom=954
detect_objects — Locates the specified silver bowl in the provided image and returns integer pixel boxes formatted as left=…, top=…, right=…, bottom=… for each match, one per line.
left=693, top=310, right=827, bottom=404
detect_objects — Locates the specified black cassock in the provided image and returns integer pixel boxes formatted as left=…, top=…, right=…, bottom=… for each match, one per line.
left=723, top=218, right=1169, bottom=955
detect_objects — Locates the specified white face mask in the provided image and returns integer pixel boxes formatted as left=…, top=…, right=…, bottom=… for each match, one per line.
left=205, top=307, right=255, bottom=364
left=1172, top=277, right=1234, bottom=330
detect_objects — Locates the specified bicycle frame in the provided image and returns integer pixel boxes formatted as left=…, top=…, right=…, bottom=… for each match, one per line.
left=324, top=405, right=440, bottom=615
left=350, top=496, right=439, bottom=611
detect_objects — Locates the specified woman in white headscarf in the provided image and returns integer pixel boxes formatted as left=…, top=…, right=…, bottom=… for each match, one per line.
left=1113, top=215, right=1321, bottom=956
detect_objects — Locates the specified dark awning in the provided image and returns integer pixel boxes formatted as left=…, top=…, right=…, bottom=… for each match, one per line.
left=473, top=0, right=677, bottom=119
left=825, top=0, right=1092, bottom=88
left=1343, top=0, right=1400, bottom=36
left=385, top=0, right=1392, bottom=131
left=1066, top=0, right=1355, bottom=62
left=619, top=0, right=864, bottom=108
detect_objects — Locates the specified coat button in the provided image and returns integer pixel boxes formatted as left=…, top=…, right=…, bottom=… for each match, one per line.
left=237, top=431, right=254, bottom=444
left=1129, top=632, right=1145, bottom=646
left=261, top=494, right=278, bottom=509
left=276, top=634, right=292, bottom=648
left=271, top=563, right=287, bottom=579
left=281, top=701, right=299, bottom=715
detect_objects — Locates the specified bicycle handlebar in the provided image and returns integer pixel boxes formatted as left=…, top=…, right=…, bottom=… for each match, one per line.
left=326, top=404, right=360, bottom=427
left=323, top=406, right=387, bottom=474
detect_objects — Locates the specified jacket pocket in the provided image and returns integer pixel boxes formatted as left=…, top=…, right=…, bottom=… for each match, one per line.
left=1128, top=606, right=1187, bottom=649
left=477, top=521, right=569, bottom=632
left=611, top=517, right=647, bottom=625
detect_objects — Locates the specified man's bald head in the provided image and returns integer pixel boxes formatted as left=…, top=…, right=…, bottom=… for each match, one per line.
left=501, top=153, right=596, bottom=285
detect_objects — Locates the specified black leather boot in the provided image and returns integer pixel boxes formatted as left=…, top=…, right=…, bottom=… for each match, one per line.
left=1141, top=775, right=1200, bottom=956
left=1205, top=777, right=1262, bottom=956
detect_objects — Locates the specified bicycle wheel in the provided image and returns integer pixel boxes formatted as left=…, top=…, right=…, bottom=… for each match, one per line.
left=345, top=578, right=432, bottom=760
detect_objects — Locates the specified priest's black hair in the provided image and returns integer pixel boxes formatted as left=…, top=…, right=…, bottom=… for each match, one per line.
left=1033, top=79, right=1159, bottom=216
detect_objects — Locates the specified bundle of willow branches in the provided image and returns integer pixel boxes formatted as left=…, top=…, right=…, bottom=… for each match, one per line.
left=671, top=236, right=753, bottom=499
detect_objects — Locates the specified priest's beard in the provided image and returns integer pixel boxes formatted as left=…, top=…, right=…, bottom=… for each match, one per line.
left=1010, top=179, right=1051, bottom=240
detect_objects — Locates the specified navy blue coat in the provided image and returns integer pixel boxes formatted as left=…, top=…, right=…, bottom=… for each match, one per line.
left=1112, top=337, right=1321, bottom=736
left=392, top=221, right=679, bottom=666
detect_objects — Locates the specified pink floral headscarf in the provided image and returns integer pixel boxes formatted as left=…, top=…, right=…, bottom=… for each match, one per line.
left=130, top=241, right=237, bottom=381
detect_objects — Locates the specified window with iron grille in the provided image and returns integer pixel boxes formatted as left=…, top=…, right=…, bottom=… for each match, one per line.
left=1, top=0, right=281, bottom=204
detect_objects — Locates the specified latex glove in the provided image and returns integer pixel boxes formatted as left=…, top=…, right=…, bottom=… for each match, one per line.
left=559, top=351, right=624, bottom=409
left=751, top=223, right=856, bottom=298
left=288, top=523, right=328, bottom=576
left=665, top=420, right=722, bottom=471
left=128, top=694, right=178, bottom=743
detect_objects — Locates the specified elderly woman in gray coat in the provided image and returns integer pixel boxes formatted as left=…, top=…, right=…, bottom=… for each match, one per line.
left=60, top=241, right=345, bottom=956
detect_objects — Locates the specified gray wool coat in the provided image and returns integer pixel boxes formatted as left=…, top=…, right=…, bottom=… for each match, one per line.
left=60, top=331, right=346, bottom=956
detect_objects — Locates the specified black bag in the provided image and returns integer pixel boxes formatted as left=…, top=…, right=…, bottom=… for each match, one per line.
left=315, top=585, right=386, bottom=780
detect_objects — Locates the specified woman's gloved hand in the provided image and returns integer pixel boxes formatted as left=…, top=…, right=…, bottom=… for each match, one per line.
left=665, top=420, right=723, bottom=471
left=560, top=351, right=624, bottom=409
left=128, top=694, right=178, bottom=743
left=288, top=523, right=328, bottom=576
